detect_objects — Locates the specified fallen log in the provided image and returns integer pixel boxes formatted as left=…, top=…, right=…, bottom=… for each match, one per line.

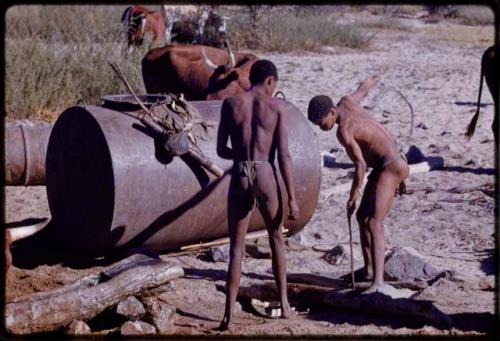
left=5, top=255, right=184, bottom=334
left=238, top=281, right=451, bottom=327
left=321, top=157, right=444, bottom=200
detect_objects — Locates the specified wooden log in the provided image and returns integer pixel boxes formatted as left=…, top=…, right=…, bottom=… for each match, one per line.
left=5, top=258, right=184, bottom=334
left=238, top=281, right=451, bottom=327
left=321, top=157, right=444, bottom=200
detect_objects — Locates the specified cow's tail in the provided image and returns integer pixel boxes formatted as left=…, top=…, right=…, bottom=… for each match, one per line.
left=465, top=56, right=485, bottom=141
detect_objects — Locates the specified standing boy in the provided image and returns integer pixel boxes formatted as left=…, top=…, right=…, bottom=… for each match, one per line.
left=216, top=60, right=299, bottom=330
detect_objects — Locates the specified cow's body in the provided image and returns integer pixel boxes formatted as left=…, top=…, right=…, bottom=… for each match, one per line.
left=142, top=45, right=258, bottom=100
left=122, top=6, right=166, bottom=50
left=466, top=44, right=499, bottom=145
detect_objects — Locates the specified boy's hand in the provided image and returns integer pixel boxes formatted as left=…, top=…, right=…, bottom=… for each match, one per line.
left=346, top=198, right=356, bottom=217
left=288, top=198, right=299, bottom=220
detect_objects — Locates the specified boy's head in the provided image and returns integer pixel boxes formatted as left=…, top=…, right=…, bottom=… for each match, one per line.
left=250, top=60, right=278, bottom=95
left=307, top=95, right=336, bottom=130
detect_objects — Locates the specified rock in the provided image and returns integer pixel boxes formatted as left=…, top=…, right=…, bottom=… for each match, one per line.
left=142, top=297, right=176, bottom=334
left=322, top=152, right=336, bottom=167
left=405, top=145, right=426, bottom=164
left=384, top=246, right=439, bottom=281
left=428, top=144, right=450, bottom=154
left=288, top=232, right=307, bottom=246
left=66, top=320, right=91, bottom=335
left=321, top=245, right=350, bottom=265
left=120, top=321, right=156, bottom=335
left=245, top=237, right=271, bottom=259
left=313, top=232, right=322, bottom=240
left=416, top=122, right=428, bottom=130
left=209, top=244, right=230, bottom=262
left=116, top=296, right=146, bottom=321
left=285, top=236, right=307, bottom=251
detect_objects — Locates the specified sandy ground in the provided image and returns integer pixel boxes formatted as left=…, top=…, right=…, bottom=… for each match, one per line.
left=4, top=12, right=497, bottom=336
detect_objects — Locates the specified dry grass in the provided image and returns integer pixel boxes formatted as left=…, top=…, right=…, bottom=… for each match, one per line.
left=5, top=5, right=146, bottom=122
left=418, top=22, right=494, bottom=46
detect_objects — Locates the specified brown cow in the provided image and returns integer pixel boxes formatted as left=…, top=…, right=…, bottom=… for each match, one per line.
left=465, top=44, right=499, bottom=146
left=121, top=5, right=166, bottom=51
left=142, top=42, right=258, bottom=100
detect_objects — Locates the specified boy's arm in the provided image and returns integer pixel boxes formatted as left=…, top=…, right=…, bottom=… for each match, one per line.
left=216, top=99, right=233, bottom=160
left=276, top=108, right=299, bottom=220
left=348, top=75, right=380, bottom=104
left=339, top=129, right=367, bottom=213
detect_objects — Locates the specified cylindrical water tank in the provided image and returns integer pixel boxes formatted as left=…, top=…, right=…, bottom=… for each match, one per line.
left=46, top=97, right=321, bottom=256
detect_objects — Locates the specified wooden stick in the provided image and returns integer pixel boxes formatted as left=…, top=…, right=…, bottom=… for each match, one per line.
left=5, top=256, right=184, bottom=334
left=347, top=213, right=355, bottom=289
left=321, top=157, right=444, bottom=200
left=180, top=228, right=289, bottom=251
left=109, top=61, right=151, bottom=116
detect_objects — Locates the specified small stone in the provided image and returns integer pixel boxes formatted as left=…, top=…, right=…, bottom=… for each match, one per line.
left=120, top=320, right=156, bottom=335
left=288, top=232, right=307, bottom=246
left=142, top=297, right=176, bottom=334
left=405, top=145, right=426, bottom=164
left=384, top=246, right=439, bottom=281
left=322, top=245, right=350, bottom=265
left=313, top=233, right=322, bottom=240
left=416, top=122, right=428, bottom=130
left=428, top=144, right=450, bottom=154
left=209, top=244, right=230, bottom=262
left=116, top=296, right=146, bottom=321
left=246, top=237, right=271, bottom=259
left=66, top=320, right=91, bottom=335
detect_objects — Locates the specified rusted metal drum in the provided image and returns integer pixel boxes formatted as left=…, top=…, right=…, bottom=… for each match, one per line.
left=46, top=96, right=321, bottom=256
left=5, top=120, right=52, bottom=185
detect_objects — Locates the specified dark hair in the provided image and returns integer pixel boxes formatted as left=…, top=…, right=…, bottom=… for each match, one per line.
left=249, top=60, right=278, bottom=85
left=307, top=95, right=334, bottom=122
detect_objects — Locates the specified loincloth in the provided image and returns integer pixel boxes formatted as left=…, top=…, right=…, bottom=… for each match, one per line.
left=367, top=155, right=407, bottom=196
left=233, top=160, right=271, bottom=209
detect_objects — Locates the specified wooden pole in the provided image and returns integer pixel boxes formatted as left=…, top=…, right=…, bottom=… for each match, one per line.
left=180, top=228, right=289, bottom=252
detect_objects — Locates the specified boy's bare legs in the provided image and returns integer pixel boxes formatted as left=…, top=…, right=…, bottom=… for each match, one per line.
left=256, top=166, right=294, bottom=318
left=218, top=193, right=252, bottom=331
left=363, top=160, right=408, bottom=292
left=356, top=180, right=376, bottom=282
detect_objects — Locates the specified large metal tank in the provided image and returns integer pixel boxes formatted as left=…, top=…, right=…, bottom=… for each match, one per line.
left=46, top=96, right=321, bottom=256
left=5, top=120, right=52, bottom=185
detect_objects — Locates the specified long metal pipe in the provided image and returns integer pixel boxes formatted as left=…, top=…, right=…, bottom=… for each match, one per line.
left=45, top=98, right=321, bottom=256
left=5, top=120, right=52, bottom=186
